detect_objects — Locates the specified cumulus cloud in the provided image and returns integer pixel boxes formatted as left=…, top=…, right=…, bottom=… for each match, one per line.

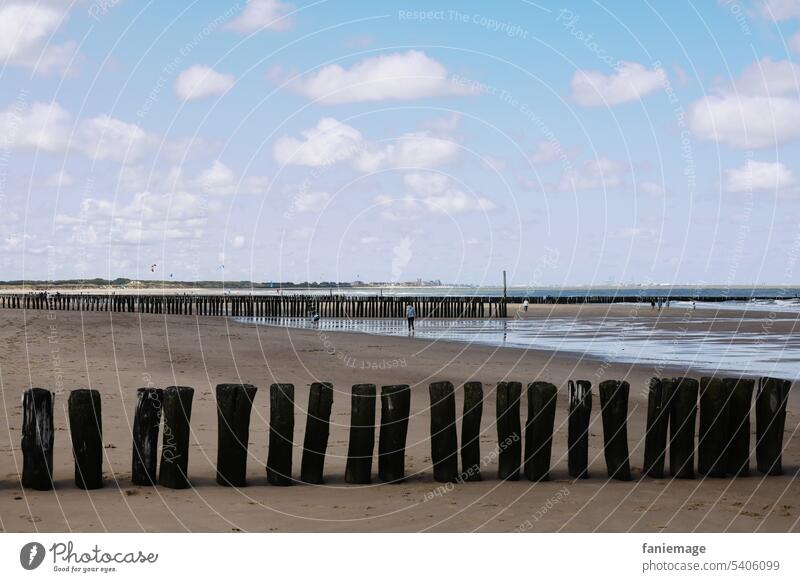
left=722, top=159, right=797, bottom=192
left=274, top=118, right=363, bottom=167
left=638, top=181, right=667, bottom=196
left=45, top=170, right=74, bottom=187
left=175, top=160, right=269, bottom=196
left=232, top=235, right=246, bottom=249
left=224, top=0, right=294, bottom=33
left=558, top=157, right=626, bottom=191
left=734, top=57, right=800, bottom=96
left=0, top=3, right=77, bottom=74
left=289, top=50, right=471, bottom=104
left=175, top=65, right=236, bottom=101
left=569, top=61, right=666, bottom=106
left=294, top=191, right=331, bottom=212
left=759, top=0, right=800, bottom=21
left=376, top=172, right=495, bottom=218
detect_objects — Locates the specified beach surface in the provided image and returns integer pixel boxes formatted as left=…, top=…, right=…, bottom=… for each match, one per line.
left=0, top=304, right=798, bottom=532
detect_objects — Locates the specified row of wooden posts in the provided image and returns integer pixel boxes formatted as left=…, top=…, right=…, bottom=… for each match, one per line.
left=18, top=376, right=791, bottom=491
left=0, top=294, right=508, bottom=318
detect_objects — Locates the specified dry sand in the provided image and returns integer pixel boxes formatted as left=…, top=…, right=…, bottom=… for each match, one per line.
left=0, top=304, right=797, bottom=532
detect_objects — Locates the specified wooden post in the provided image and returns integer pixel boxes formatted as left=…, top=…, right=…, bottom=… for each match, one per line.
left=496, top=381, right=522, bottom=481
left=159, top=386, right=194, bottom=489
left=429, top=381, right=458, bottom=483
left=643, top=378, right=670, bottom=478
left=669, top=377, right=698, bottom=479
left=698, top=377, right=730, bottom=477
left=524, top=382, right=557, bottom=482
left=131, top=387, right=163, bottom=485
left=68, top=389, right=103, bottom=489
left=215, top=383, right=257, bottom=487
left=567, top=380, right=592, bottom=479
left=267, top=383, right=295, bottom=486
left=378, top=384, right=411, bottom=483
left=598, top=380, right=631, bottom=481
left=461, top=381, right=483, bottom=481
left=755, top=377, right=790, bottom=476
left=21, top=388, right=54, bottom=491
left=345, top=384, right=376, bottom=484
left=725, top=378, right=754, bottom=477
left=300, top=382, right=333, bottom=484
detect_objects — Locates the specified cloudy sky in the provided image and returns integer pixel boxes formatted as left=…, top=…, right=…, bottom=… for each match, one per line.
left=1, top=0, right=800, bottom=287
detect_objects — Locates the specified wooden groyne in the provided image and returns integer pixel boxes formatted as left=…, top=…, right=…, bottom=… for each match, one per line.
left=16, top=375, right=791, bottom=490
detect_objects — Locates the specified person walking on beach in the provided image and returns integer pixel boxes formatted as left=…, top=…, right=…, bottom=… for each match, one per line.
left=406, top=303, right=416, bottom=333
left=523, top=299, right=529, bottom=313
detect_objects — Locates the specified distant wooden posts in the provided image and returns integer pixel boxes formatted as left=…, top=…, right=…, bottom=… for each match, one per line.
left=755, top=377, right=791, bottom=476
left=159, top=386, right=194, bottom=489
left=698, top=378, right=730, bottom=478
left=643, top=378, right=670, bottom=478
left=524, top=382, right=557, bottom=482
left=669, top=377, right=698, bottom=479
left=461, top=381, right=483, bottom=481
left=429, top=381, right=458, bottom=483
left=345, top=384, right=376, bottom=484
left=68, top=389, right=103, bottom=489
left=215, top=383, right=257, bottom=487
left=378, top=384, right=411, bottom=483
left=725, top=378, right=754, bottom=477
left=131, top=388, right=163, bottom=486
left=567, top=380, right=592, bottom=479
left=21, top=388, right=54, bottom=491
left=598, top=380, right=631, bottom=481
left=301, top=382, right=333, bottom=484
left=496, top=381, right=522, bottom=481
left=268, top=383, right=295, bottom=486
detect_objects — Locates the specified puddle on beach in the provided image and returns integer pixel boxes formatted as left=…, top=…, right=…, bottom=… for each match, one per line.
left=235, top=313, right=800, bottom=380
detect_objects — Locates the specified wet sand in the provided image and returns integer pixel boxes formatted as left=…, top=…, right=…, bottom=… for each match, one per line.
left=0, top=304, right=797, bottom=532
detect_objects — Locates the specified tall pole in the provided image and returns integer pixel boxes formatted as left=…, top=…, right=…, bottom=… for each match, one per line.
left=503, top=270, right=507, bottom=299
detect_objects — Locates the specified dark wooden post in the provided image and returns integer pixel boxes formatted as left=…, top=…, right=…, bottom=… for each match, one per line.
left=378, top=384, right=411, bottom=483
left=345, top=384, right=376, bottom=484
left=300, top=382, right=333, bottom=484
left=159, top=386, right=194, bottom=489
left=131, top=387, right=163, bottom=485
left=267, top=383, right=295, bottom=486
left=755, top=377, right=790, bottom=476
left=524, top=381, right=558, bottom=482
left=598, top=380, right=631, bottom=481
left=643, top=378, right=670, bottom=478
left=215, top=383, right=257, bottom=487
left=725, top=378, right=754, bottom=476
left=21, top=388, right=55, bottom=490
left=669, top=377, right=698, bottom=479
left=68, top=389, right=103, bottom=489
left=461, top=381, right=483, bottom=481
left=496, top=381, right=522, bottom=481
left=567, top=380, right=592, bottom=479
left=698, top=377, right=730, bottom=477
left=429, top=381, right=458, bottom=483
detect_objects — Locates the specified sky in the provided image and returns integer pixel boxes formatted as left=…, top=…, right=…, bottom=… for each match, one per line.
left=1, top=0, right=800, bottom=287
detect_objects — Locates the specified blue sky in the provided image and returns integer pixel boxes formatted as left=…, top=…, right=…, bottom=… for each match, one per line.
left=2, top=0, right=800, bottom=287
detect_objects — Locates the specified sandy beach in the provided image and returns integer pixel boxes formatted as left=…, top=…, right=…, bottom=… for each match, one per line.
left=0, top=304, right=797, bottom=533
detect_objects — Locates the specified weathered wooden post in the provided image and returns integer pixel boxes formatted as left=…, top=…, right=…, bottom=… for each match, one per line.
left=496, top=381, right=522, bottom=480
left=429, top=381, right=459, bottom=483
left=725, top=377, right=754, bottom=476
left=215, top=383, right=257, bottom=487
left=21, top=388, right=54, bottom=491
left=300, top=382, right=333, bottom=484
left=68, top=389, right=103, bottom=489
left=268, top=383, right=295, bottom=486
left=378, top=384, right=411, bottom=483
left=159, top=386, right=194, bottom=489
left=755, top=376, right=790, bottom=476
left=669, top=377, right=698, bottom=479
left=643, top=378, right=670, bottom=478
left=524, top=381, right=558, bottom=482
left=698, top=377, right=730, bottom=477
left=567, top=380, right=592, bottom=479
left=461, top=381, right=483, bottom=481
left=131, top=387, right=163, bottom=485
left=598, top=380, right=631, bottom=481
left=345, top=384, right=376, bottom=484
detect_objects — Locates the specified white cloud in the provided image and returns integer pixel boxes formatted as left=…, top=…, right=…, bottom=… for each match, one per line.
left=354, top=132, right=460, bottom=172
left=224, top=0, right=293, bottom=33
left=376, top=172, right=495, bottom=218
left=0, top=3, right=77, bottom=73
left=722, top=159, right=797, bottom=192
left=759, top=0, right=800, bottom=21
left=569, top=61, right=666, bottom=106
left=791, top=32, right=800, bottom=54
left=290, top=50, right=471, bottom=104
left=175, top=160, right=268, bottom=196
left=638, top=181, right=667, bottom=196
left=734, top=57, right=800, bottom=96
left=558, top=157, right=626, bottom=191
left=294, top=191, right=331, bottom=212
left=175, top=65, right=236, bottom=101
left=274, top=117, right=363, bottom=167
left=45, top=170, right=74, bottom=187
left=232, top=235, right=246, bottom=249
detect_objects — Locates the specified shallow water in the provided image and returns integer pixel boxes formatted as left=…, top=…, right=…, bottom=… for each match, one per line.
left=236, top=313, right=800, bottom=380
